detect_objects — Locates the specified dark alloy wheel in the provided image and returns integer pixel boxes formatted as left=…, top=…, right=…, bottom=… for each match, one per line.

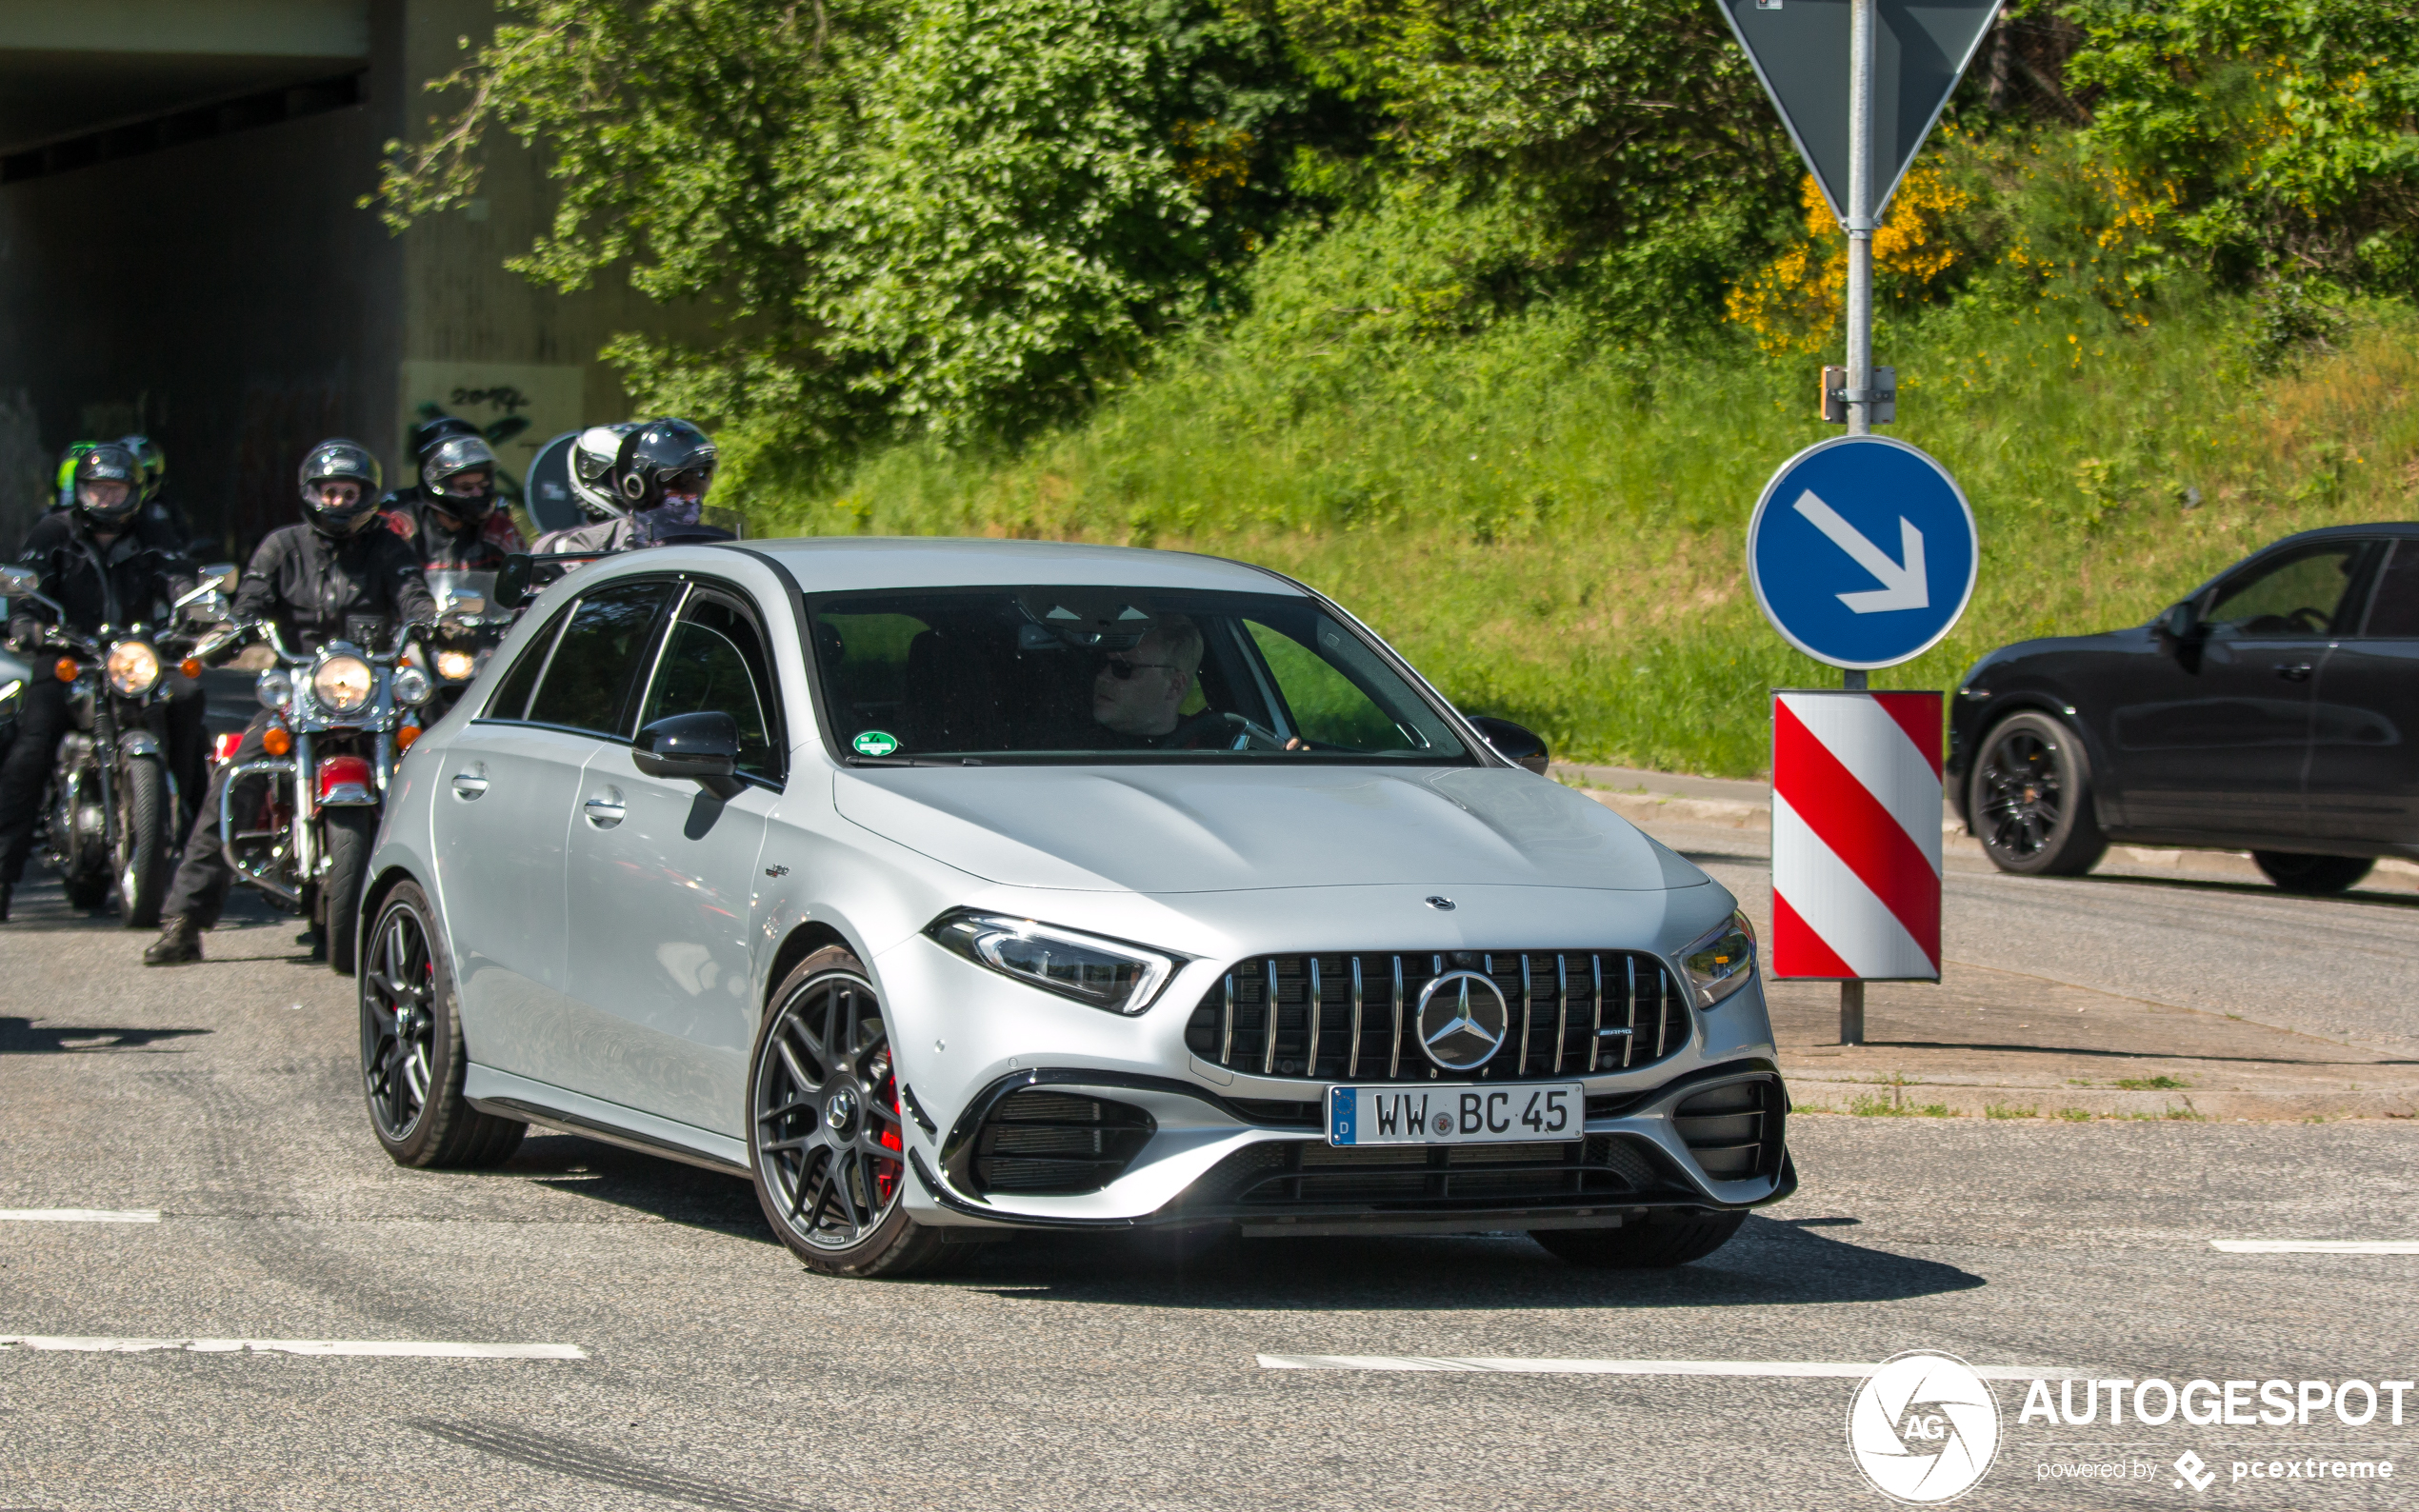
left=749, top=947, right=956, bottom=1278
left=1531, top=1211, right=1746, bottom=1268
left=2251, top=851, right=2374, bottom=895
left=1969, top=710, right=2108, bottom=877
left=360, top=882, right=525, bottom=1168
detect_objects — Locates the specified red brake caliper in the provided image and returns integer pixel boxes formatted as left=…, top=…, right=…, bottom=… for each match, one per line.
left=869, top=1047, right=903, bottom=1204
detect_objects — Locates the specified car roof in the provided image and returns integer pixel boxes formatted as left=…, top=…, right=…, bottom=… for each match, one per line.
left=676, top=536, right=1303, bottom=597
left=2261, top=522, right=2419, bottom=547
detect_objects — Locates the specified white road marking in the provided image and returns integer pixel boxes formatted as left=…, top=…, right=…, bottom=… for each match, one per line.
left=2211, top=1240, right=2419, bottom=1255
left=0, top=1336, right=586, bottom=1359
left=1257, top=1355, right=2080, bottom=1379
left=0, top=1209, right=160, bottom=1223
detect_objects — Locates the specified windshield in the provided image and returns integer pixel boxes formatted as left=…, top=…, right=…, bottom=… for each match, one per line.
left=810, top=587, right=1471, bottom=764
left=426, top=569, right=499, bottom=617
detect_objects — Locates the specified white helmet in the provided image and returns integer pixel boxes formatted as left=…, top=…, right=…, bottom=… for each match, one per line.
left=569, top=422, right=642, bottom=520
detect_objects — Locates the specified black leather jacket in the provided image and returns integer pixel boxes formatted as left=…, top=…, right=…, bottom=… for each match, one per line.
left=232, top=524, right=435, bottom=653
left=377, top=487, right=525, bottom=570
left=8, top=510, right=197, bottom=647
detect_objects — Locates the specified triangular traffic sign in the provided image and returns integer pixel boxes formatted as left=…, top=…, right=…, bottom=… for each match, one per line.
left=1716, top=0, right=2004, bottom=224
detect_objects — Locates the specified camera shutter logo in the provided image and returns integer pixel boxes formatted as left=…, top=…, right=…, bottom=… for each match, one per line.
left=1847, top=1351, right=2000, bottom=1503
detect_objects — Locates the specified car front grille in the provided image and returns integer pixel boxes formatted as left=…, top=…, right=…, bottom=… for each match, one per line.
left=1673, top=1075, right=1787, bottom=1181
left=1174, top=1134, right=1681, bottom=1212
left=1185, top=950, right=1690, bottom=1083
left=970, top=1090, right=1155, bottom=1196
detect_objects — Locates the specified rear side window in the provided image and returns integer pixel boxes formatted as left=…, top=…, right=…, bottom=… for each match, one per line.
left=482, top=606, right=568, bottom=721
left=2362, top=542, right=2419, bottom=638
left=636, top=592, right=784, bottom=781
left=525, top=581, right=679, bottom=738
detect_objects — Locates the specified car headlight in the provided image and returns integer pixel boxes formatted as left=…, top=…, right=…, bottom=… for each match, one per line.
left=105, top=640, right=161, bottom=696
left=391, top=666, right=433, bottom=706
left=927, top=910, right=1181, bottom=1015
left=256, top=668, right=293, bottom=711
left=1680, top=911, right=1758, bottom=1008
left=310, top=655, right=375, bottom=714
left=434, top=648, right=478, bottom=682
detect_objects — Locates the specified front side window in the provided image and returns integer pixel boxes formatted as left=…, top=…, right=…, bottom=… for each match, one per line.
left=809, top=587, right=1469, bottom=764
left=525, top=580, right=678, bottom=737
left=637, top=592, right=783, bottom=780
left=2205, top=545, right=2363, bottom=638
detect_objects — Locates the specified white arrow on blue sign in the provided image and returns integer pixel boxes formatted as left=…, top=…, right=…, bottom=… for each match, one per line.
left=1747, top=435, right=1978, bottom=670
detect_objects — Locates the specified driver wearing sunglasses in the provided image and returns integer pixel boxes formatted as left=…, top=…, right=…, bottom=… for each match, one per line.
left=1090, top=617, right=1204, bottom=741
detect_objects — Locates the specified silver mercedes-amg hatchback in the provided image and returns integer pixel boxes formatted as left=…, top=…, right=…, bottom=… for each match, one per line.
left=357, top=538, right=1791, bottom=1275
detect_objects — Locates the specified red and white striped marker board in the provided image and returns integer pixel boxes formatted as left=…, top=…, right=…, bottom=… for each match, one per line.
left=1770, top=689, right=1942, bottom=981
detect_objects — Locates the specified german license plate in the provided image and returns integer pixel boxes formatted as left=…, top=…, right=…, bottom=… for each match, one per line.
left=1328, top=1083, right=1584, bottom=1147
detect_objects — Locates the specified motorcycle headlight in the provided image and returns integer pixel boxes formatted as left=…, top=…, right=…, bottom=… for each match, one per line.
left=1680, top=910, right=1758, bottom=1008
left=105, top=640, right=161, bottom=696
left=311, top=655, right=375, bottom=714
left=391, top=666, right=433, bottom=706
left=0, top=677, right=21, bottom=706
left=435, top=648, right=478, bottom=682
left=256, top=668, right=293, bottom=711
left=926, top=910, right=1181, bottom=1015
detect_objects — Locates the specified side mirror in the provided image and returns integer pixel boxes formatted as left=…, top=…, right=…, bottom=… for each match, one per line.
left=0, top=565, right=39, bottom=598
left=632, top=710, right=745, bottom=799
left=2155, top=599, right=2206, bottom=657
left=1468, top=715, right=1550, bottom=776
left=493, top=554, right=533, bottom=610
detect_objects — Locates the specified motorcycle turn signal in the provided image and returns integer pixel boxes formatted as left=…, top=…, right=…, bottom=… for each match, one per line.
left=261, top=726, right=292, bottom=757
left=52, top=658, right=76, bottom=683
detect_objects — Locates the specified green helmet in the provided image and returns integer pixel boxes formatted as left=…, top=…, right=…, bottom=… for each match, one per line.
left=51, top=442, right=99, bottom=511
left=117, top=434, right=166, bottom=502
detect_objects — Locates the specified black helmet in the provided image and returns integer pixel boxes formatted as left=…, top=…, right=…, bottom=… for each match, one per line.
left=418, top=432, right=499, bottom=524
left=570, top=422, right=641, bottom=520
left=71, top=443, right=145, bottom=531
left=614, top=418, right=717, bottom=512
left=117, top=434, right=166, bottom=502
left=297, top=439, right=386, bottom=538
left=410, top=413, right=483, bottom=461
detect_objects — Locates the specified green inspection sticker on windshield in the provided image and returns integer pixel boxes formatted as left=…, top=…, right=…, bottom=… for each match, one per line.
left=851, top=730, right=900, bottom=757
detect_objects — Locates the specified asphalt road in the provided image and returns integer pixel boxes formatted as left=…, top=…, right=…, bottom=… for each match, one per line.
left=4, top=877, right=2416, bottom=1511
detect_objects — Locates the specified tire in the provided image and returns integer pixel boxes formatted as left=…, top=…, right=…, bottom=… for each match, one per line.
left=360, top=881, right=526, bottom=1168
left=114, top=757, right=170, bottom=927
left=2251, top=851, right=2373, bottom=895
left=1531, top=1211, right=1746, bottom=1269
left=321, top=807, right=375, bottom=977
left=749, top=946, right=956, bottom=1278
left=1967, top=710, right=2108, bottom=877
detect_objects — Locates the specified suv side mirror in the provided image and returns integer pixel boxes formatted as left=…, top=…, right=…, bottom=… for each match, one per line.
left=633, top=710, right=746, bottom=799
left=1468, top=715, right=1549, bottom=776
left=2155, top=598, right=2207, bottom=656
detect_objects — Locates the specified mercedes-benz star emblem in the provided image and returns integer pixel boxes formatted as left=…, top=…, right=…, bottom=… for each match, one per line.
left=1414, top=970, right=1510, bottom=1071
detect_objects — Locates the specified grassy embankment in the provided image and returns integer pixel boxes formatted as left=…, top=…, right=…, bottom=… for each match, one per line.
left=724, top=278, right=2419, bottom=778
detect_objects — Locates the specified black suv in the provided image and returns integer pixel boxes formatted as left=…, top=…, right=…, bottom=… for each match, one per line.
left=1949, top=524, right=2419, bottom=893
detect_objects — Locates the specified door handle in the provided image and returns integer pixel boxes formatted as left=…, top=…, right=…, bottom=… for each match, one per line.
left=583, top=790, right=626, bottom=828
left=450, top=769, right=489, bottom=799
left=2272, top=662, right=2314, bottom=683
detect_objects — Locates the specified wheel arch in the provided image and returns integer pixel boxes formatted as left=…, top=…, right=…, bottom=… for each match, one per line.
left=763, top=920, right=859, bottom=1013
left=358, top=864, right=421, bottom=949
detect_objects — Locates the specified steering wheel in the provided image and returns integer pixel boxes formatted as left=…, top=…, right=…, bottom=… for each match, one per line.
left=1219, top=712, right=1290, bottom=751
left=2285, top=606, right=2332, bottom=633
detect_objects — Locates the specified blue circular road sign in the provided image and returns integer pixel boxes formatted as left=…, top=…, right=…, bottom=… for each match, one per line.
left=1747, top=435, right=1978, bottom=670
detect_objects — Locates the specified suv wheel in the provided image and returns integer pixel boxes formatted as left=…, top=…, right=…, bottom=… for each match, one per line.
left=1969, top=711, right=2107, bottom=876
left=2251, top=851, right=2373, bottom=894
left=749, top=947, right=956, bottom=1278
left=1531, top=1212, right=1746, bottom=1268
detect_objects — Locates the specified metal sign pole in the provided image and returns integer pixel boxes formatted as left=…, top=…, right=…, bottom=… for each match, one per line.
left=1837, top=0, right=1877, bottom=1045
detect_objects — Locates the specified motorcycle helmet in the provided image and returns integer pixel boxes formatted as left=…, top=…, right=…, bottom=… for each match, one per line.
left=613, top=418, right=717, bottom=512
left=51, top=442, right=99, bottom=511
left=71, top=443, right=145, bottom=531
left=569, top=422, right=642, bottom=520
left=117, top=434, right=166, bottom=502
left=297, top=439, right=386, bottom=538
left=409, top=413, right=483, bottom=462
left=418, top=432, right=499, bottom=525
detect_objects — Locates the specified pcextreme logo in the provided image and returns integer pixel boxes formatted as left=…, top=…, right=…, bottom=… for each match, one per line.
left=1848, top=1351, right=2001, bottom=1503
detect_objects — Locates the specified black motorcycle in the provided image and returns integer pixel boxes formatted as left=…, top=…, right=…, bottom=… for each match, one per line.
left=417, top=568, right=515, bottom=716
left=0, top=563, right=232, bottom=925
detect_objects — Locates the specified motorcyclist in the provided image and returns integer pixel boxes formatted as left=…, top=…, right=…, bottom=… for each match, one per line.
left=381, top=418, right=526, bottom=569
left=46, top=442, right=99, bottom=516
left=1, top=444, right=202, bottom=923
left=145, top=440, right=434, bottom=965
left=530, top=417, right=729, bottom=555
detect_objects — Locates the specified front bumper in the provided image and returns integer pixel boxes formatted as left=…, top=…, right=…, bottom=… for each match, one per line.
left=904, top=1057, right=1794, bottom=1236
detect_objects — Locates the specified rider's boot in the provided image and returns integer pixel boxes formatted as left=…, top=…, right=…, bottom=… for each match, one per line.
left=143, top=915, right=203, bottom=965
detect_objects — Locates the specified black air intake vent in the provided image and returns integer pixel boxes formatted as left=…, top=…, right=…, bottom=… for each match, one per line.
left=971, top=1091, right=1154, bottom=1195
left=1673, top=1077, right=1786, bottom=1181
left=1185, top=950, right=1690, bottom=1084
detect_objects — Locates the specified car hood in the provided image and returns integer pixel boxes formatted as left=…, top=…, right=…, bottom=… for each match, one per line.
left=832, top=765, right=1708, bottom=894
